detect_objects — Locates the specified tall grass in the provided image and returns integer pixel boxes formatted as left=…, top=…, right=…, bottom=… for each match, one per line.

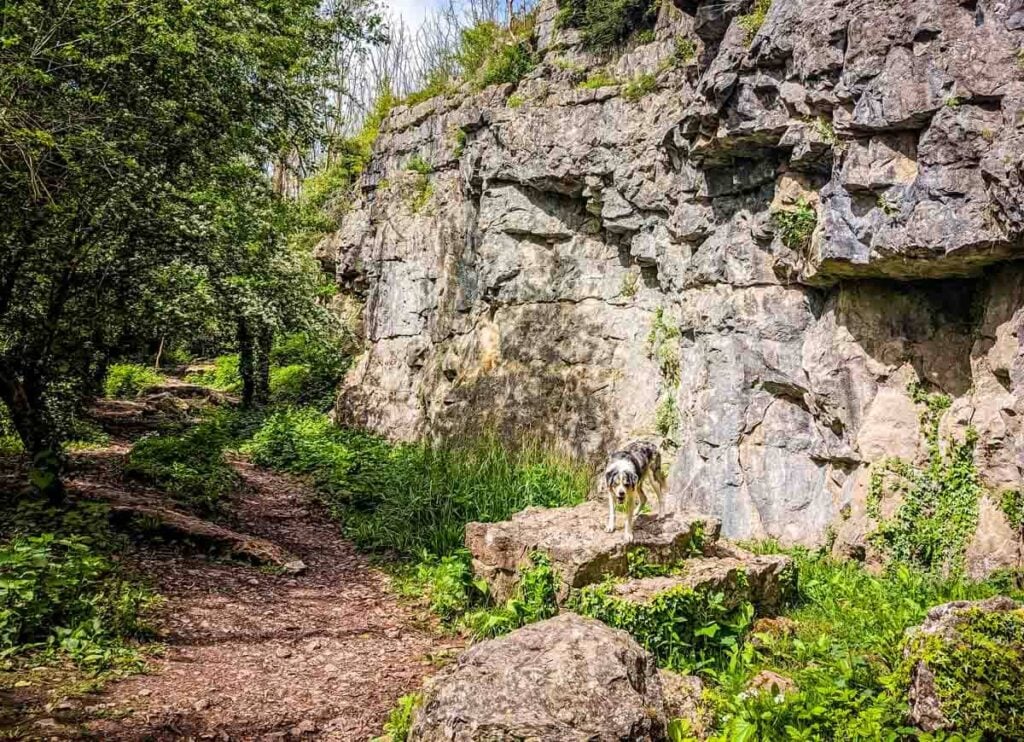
left=243, top=408, right=590, bottom=556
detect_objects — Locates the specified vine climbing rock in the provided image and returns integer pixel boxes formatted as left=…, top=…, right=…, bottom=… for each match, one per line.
left=904, top=596, right=1024, bottom=735
left=409, top=613, right=696, bottom=741
left=465, top=501, right=719, bottom=602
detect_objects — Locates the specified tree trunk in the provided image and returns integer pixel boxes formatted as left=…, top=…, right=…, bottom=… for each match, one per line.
left=0, top=365, right=65, bottom=502
left=238, top=318, right=256, bottom=408
left=254, top=324, right=273, bottom=406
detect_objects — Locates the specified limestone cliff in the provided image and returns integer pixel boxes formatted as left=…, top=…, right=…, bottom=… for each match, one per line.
left=318, top=0, right=1024, bottom=572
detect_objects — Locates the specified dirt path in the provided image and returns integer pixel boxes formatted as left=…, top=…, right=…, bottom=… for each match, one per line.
left=84, top=461, right=459, bottom=741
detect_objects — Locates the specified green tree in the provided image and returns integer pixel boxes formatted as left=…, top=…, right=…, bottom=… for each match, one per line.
left=0, top=0, right=377, bottom=495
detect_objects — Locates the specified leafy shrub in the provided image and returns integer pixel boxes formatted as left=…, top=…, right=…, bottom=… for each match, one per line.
left=622, top=72, right=657, bottom=102
left=655, top=394, right=679, bottom=439
left=464, top=552, right=559, bottom=638
left=738, top=0, right=772, bottom=45
left=454, top=20, right=537, bottom=91
left=244, top=409, right=590, bottom=556
left=674, top=37, right=697, bottom=66
left=1001, top=488, right=1024, bottom=531
left=647, top=307, right=681, bottom=384
left=103, top=363, right=163, bottom=399
left=270, top=332, right=347, bottom=408
left=558, top=0, right=660, bottom=51
left=0, top=406, right=23, bottom=455
left=868, top=385, right=982, bottom=573
left=572, top=576, right=756, bottom=673
left=506, top=93, right=525, bottom=108
left=125, top=418, right=239, bottom=512
left=771, top=198, right=817, bottom=251
left=185, top=353, right=242, bottom=392
left=0, top=534, right=158, bottom=670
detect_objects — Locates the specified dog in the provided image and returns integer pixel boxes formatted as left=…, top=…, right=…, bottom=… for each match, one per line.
left=603, top=440, right=667, bottom=541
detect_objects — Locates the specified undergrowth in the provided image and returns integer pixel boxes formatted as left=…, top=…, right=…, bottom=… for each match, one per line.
left=0, top=498, right=160, bottom=674
left=185, top=353, right=242, bottom=392
left=125, top=414, right=241, bottom=513
left=243, top=408, right=590, bottom=556
left=700, top=551, right=1019, bottom=741
left=738, top=0, right=772, bottom=45
left=573, top=577, right=757, bottom=674
left=104, top=363, right=164, bottom=399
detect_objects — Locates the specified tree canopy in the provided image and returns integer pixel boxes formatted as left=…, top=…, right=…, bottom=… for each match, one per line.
left=0, top=0, right=380, bottom=493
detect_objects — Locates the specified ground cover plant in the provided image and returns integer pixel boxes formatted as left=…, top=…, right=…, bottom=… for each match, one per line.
left=0, top=498, right=160, bottom=675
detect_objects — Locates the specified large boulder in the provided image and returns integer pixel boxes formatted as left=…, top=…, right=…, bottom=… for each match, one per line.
left=465, top=501, right=720, bottom=602
left=904, top=596, right=1024, bottom=736
left=409, top=613, right=691, bottom=741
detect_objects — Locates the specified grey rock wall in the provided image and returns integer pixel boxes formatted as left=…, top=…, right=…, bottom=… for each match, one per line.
left=319, top=0, right=1024, bottom=570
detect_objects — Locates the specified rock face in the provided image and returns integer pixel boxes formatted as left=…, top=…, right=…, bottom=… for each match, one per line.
left=321, top=0, right=1024, bottom=569
left=409, top=613, right=674, bottom=741
left=904, top=596, right=1024, bottom=734
left=465, top=501, right=717, bottom=602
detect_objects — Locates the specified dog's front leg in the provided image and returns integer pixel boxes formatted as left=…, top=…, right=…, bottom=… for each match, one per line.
left=633, top=483, right=647, bottom=518
left=624, top=491, right=635, bottom=542
left=605, top=492, right=616, bottom=533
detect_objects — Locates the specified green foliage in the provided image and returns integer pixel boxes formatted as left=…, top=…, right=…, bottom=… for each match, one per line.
left=813, top=116, right=838, bottom=145
left=0, top=534, right=158, bottom=670
left=572, top=576, right=756, bottom=673
left=103, top=364, right=164, bottom=400
left=655, top=394, right=680, bottom=439
left=406, top=154, right=434, bottom=175
left=621, top=270, right=640, bottom=298
left=408, top=176, right=435, bottom=214
left=738, top=0, right=773, bottom=45
left=772, top=198, right=818, bottom=251
left=648, top=307, right=681, bottom=384
left=674, top=37, right=698, bottom=66
left=186, top=354, right=243, bottom=393
left=507, top=94, right=526, bottom=108
left=1000, top=489, right=1024, bottom=531
left=452, top=127, right=469, bottom=155
left=622, top=72, right=658, bottom=102
left=579, top=70, right=619, bottom=89
left=244, top=409, right=590, bottom=556
left=303, top=89, right=397, bottom=218
left=868, top=385, right=981, bottom=573
left=557, top=0, right=661, bottom=51
left=877, top=193, right=900, bottom=217
left=464, top=553, right=559, bottom=639
left=269, top=332, right=349, bottom=409
left=634, top=29, right=656, bottom=45
left=453, top=20, right=537, bottom=91
left=0, top=0, right=374, bottom=469
left=703, top=551, right=1016, bottom=740
left=901, top=604, right=1024, bottom=737
left=378, top=692, right=421, bottom=742
left=125, top=419, right=239, bottom=513
left=627, top=547, right=684, bottom=578
left=395, top=551, right=485, bottom=622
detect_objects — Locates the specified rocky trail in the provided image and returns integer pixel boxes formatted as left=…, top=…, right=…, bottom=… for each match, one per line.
left=3, top=391, right=460, bottom=741
left=83, top=461, right=458, bottom=741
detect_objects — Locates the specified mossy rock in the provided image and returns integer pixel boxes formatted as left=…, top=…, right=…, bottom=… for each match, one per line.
left=903, top=596, right=1024, bottom=736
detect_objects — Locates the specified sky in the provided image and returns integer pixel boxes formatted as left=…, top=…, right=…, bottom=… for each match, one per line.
left=386, top=0, right=439, bottom=30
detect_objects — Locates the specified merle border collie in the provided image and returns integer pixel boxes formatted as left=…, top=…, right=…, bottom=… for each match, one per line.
left=603, top=440, right=666, bottom=541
